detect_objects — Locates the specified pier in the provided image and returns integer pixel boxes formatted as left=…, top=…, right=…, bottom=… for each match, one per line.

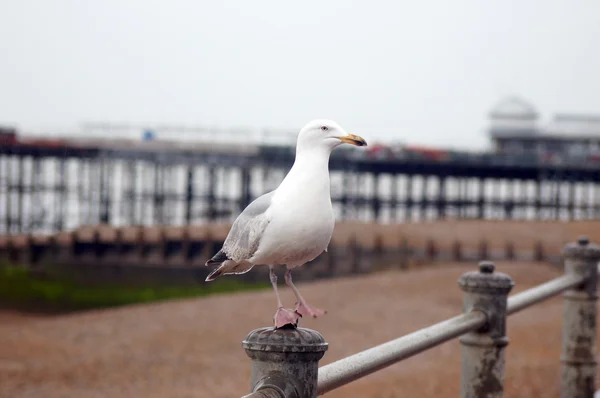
left=2, top=137, right=600, bottom=235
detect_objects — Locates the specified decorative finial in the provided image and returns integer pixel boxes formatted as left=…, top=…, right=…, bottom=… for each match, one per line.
left=578, top=236, right=590, bottom=246
left=479, top=261, right=495, bottom=274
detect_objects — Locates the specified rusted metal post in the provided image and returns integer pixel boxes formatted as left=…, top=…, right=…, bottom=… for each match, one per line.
left=399, top=237, right=409, bottom=269
left=459, top=261, right=514, bottom=398
left=560, top=236, right=600, bottom=398
left=425, top=239, right=437, bottom=262
left=243, top=327, right=328, bottom=398
left=478, top=240, right=489, bottom=261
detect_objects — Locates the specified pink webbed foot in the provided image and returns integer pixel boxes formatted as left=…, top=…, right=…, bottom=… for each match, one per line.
left=295, top=301, right=327, bottom=319
left=273, top=307, right=301, bottom=329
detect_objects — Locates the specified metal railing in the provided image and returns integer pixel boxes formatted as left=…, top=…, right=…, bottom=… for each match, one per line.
left=240, top=236, right=600, bottom=398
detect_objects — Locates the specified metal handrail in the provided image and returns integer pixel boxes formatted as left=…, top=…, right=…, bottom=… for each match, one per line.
left=242, top=388, right=285, bottom=398
left=316, top=270, right=591, bottom=395
left=317, top=310, right=487, bottom=395
left=241, top=239, right=600, bottom=398
left=507, top=273, right=585, bottom=315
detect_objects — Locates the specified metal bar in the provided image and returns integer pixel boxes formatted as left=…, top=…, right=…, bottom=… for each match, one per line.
left=317, top=310, right=487, bottom=395
left=507, top=273, right=585, bottom=315
left=316, top=271, right=594, bottom=395
left=241, top=388, right=285, bottom=398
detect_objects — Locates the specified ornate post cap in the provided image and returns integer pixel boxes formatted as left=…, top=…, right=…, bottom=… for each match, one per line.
left=562, top=236, right=600, bottom=260
left=243, top=327, right=328, bottom=398
left=243, top=327, right=328, bottom=359
left=458, top=261, right=514, bottom=295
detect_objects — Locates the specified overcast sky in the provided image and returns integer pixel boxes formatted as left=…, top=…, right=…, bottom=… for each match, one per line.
left=1, top=0, right=599, bottom=150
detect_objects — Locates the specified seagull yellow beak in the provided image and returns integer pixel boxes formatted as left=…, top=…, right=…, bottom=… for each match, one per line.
left=338, top=133, right=367, bottom=147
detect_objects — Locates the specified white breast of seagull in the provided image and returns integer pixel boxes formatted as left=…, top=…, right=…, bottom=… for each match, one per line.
left=248, top=149, right=335, bottom=268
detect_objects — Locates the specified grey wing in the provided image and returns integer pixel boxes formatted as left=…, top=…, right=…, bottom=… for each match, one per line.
left=221, top=191, right=274, bottom=262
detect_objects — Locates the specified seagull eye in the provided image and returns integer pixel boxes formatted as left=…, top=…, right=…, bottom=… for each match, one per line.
left=320, top=126, right=329, bottom=131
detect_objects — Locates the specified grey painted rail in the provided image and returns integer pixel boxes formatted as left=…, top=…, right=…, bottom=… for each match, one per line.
left=507, top=273, right=586, bottom=315
left=241, top=236, right=600, bottom=398
left=316, top=311, right=487, bottom=394
left=242, top=388, right=285, bottom=398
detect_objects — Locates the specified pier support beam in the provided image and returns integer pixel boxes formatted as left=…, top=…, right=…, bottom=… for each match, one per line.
left=185, top=166, right=195, bottom=224
left=437, top=176, right=446, bottom=219
left=477, top=178, right=485, bottom=219
left=405, top=174, right=413, bottom=221
left=240, top=166, right=252, bottom=213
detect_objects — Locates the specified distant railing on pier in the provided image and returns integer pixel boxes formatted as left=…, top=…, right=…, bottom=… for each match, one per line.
left=0, top=221, right=577, bottom=286
left=240, top=236, right=600, bottom=398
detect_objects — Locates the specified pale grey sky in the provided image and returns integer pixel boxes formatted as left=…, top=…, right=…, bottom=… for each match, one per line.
left=1, top=0, right=599, bottom=150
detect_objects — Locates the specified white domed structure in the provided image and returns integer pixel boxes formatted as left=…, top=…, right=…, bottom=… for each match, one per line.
left=489, top=96, right=538, bottom=119
left=489, top=96, right=539, bottom=137
left=488, top=96, right=600, bottom=160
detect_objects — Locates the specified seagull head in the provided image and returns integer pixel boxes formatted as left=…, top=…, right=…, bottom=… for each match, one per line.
left=296, top=119, right=367, bottom=153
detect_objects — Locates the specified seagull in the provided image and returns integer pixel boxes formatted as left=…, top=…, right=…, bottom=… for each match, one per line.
left=205, top=119, right=367, bottom=328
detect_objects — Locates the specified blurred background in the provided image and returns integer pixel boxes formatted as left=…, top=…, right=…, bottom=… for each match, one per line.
left=1, top=1, right=600, bottom=397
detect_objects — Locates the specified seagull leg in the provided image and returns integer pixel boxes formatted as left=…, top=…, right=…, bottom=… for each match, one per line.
left=285, top=268, right=327, bottom=318
left=270, top=266, right=300, bottom=328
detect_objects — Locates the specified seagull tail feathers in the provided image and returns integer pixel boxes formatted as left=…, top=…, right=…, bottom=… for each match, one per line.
left=205, top=250, right=255, bottom=282
left=205, top=250, right=229, bottom=267
left=205, top=267, right=225, bottom=282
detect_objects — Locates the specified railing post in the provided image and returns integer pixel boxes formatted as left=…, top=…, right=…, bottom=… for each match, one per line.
left=242, top=327, right=328, bottom=398
left=458, top=261, right=514, bottom=398
left=561, top=236, right=600, bottom=398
